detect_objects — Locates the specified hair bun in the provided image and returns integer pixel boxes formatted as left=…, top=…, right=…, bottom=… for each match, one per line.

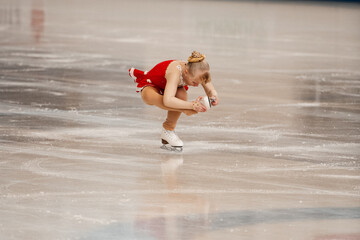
left=188, top=51, right=206, bottom=63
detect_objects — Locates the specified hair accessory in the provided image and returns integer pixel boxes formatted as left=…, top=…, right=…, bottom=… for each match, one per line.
left=188, top=51, right=205, bottom=63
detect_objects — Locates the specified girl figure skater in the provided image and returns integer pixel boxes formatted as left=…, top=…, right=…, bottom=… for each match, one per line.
left=129, top=51, right=219, bottom=151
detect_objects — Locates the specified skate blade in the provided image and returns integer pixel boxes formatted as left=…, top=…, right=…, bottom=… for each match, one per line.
left=161, top=144, right=183, bottom=152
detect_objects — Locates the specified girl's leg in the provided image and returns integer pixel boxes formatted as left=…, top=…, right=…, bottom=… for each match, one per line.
left=141, top=86, right=182, bottom=112
left=141, top=87, right=197, bottom=116
left=163, top=87, right=188, bottom=131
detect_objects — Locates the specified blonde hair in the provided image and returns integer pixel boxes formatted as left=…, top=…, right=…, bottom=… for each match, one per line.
left=187, top=51, right=211, bottom=84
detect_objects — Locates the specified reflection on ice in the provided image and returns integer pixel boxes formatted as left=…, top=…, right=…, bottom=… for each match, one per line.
left=82, top=207, right=360, bottom=240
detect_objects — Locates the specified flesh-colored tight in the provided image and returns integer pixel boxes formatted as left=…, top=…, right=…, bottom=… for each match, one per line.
left=141, top=86, right=197, bottom=131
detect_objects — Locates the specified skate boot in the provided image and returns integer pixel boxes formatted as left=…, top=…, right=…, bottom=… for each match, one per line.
left=160, top=128, right=183, bottom=152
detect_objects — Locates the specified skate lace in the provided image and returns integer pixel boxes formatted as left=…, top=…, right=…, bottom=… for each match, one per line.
left=165, top=130, right=180, bottom=141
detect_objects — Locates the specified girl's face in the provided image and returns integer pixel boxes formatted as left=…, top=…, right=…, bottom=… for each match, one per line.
left=184, top=69, right=208, bottom=87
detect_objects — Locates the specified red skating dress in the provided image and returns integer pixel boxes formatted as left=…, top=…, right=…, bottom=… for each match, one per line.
left=129, top=60, right=188, bottom=95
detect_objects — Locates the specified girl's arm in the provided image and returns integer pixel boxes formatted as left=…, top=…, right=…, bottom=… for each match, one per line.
left=202, top=82, right=219, bottom=106
left=163, top=73, right=193, bottom=109
left=163, top=63, right=193, bottom=110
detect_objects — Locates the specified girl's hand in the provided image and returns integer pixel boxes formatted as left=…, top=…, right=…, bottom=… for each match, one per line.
left=192, top=96, right=207, bottom=112
left=210, top=95, right=219, bottom=106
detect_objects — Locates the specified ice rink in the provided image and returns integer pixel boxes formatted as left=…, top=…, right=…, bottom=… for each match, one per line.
left=1, top=0, right=360, bottom=239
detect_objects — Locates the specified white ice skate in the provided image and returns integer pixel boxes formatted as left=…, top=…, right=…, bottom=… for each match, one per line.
left=199, top=96, right=215, bottom=111
left=160, top=128, right=183, bottom=152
